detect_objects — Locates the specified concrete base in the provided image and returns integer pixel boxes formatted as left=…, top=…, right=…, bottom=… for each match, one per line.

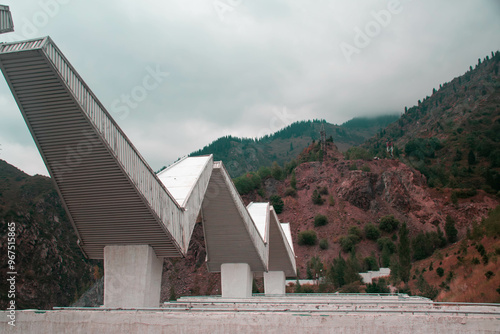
left=221, top=263, right=252, bottom=298
left=3, top=309, right=499, bottom=334
left=104, top=245, right=163, bottom=308
left=264, top=271, right=286, bottom=295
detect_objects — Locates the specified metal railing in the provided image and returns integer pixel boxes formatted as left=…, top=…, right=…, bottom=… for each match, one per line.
left=0, top=37, right=187, bottom=251
left=39, top=38, right=189, bottom=249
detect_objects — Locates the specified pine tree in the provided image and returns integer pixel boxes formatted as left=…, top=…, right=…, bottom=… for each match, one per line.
left=311, top=189, right=324, bottom=205
left=398, top=222, right=411, bottom=283
left=271, top=161, right=283, bottom=180
left=468, top=150, right=476, bottom=165
left=445, top=215, right=458, bottom=244
left=290, top=170, right=297, bottom=190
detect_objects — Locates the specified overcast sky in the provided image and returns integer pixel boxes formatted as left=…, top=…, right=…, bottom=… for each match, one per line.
left=0, top=0, right=499, bottom=176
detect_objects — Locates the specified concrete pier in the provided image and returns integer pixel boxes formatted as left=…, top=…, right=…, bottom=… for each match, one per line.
left=264, top=271, right=286, bottom=295
left=221, top=263, right=253, bottom=298
left=104, top=245, right=163, bottom=308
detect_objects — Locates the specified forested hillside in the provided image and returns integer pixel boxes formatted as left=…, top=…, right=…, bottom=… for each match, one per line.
left=363, top=51, right=500, bottom=192
left=187, top=116, right=399, bottom=177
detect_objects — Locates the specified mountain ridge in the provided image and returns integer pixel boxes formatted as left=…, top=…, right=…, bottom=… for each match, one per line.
left=186, top=115, right=399, bottom=177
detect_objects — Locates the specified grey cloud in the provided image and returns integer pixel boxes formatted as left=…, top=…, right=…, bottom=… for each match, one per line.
left=0, top=0, right=499, bottom=175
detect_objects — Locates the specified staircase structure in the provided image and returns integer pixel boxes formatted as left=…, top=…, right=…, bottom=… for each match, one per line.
left=0, top=37, right=296, bottom=307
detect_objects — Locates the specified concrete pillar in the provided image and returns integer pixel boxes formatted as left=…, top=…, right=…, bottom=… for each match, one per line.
left=264, top=271, right=286, bottom=295
left=104, top=245, right=163, bottom=308
left=221, top=263, right=252, bottom=298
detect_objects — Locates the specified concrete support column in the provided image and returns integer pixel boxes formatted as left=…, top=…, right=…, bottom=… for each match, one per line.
left=104, top=245, right=163, bottom=308
left=264, top=271, right=286, bottom=295
left=221, top=263, right=252, bottom=298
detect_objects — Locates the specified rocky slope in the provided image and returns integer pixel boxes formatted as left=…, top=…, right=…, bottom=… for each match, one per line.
left=0, top=160, right=99, bottom=309
left=243, top=142, right=499, bottom=278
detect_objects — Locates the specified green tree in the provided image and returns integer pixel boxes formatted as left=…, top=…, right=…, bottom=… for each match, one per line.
left=468, top=150, right=476, bottom=165
left=366, top=278, right=390, bottom=293
left=290, top=170, right=297, bottom=190
left=328, top=255, right=346, bottom=288
left=270, top=195, right=284, bottom=214
left=436, top=267, right=444, bottom=277
left=381, top=244, right=391, bottom=267
left=364, top=223, right=381, bottom=240
left=377, top=237, right=396, bottom=253
left=307, top=256, right=324, bottom=280
left=340, top=235, right=359, bottom=253
left=344, top=251, right=362, bottom=284
left=257, top=166, right=272, bottom=179
left=363, top=255, right=379, bottom=271
left=412, top=232, right=436, bottom=260
left=271, top=161, right=283, bottom=180
left=445, top=215, right=458, bottom=244
left=379, top=215, right=399, bottom=233
left=398, top=222, right=411, bottom=283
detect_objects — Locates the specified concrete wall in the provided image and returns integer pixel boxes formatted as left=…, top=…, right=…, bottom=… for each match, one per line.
left=1, top=309, right=498, bottom=334
left=360, top=268, right=391, bottom=284
left=104, top=245, right=163, bottom=308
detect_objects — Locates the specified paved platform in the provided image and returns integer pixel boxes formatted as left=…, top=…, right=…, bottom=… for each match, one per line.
left=2, top=294, right=499, bottom=333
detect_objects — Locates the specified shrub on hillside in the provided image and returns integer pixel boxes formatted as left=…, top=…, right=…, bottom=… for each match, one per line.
left=284, top=187, right=297, bottom=197
left=340, top=235, right=359, bottom=252
left=364, top=223, right=381, bottom=240
left=314, top=214, right=328, bottom=227
left=319, top=239, right=329, bottom=250
left=319, top=186, right=329, bottom=195
left=345, top=147, right=372, bottom=160
left=311, top=189, right=324, bottom=205
left=298, top=230, right=317, bottom=246
left=376, top=237, right=396, bottom=253
left=348, top=226, right=363, bottom=239
left=379, top=215, right=399, bottom=233
left=257, top=166, right=272, bottom=179
left=436, top=267, right=444, bottom=277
